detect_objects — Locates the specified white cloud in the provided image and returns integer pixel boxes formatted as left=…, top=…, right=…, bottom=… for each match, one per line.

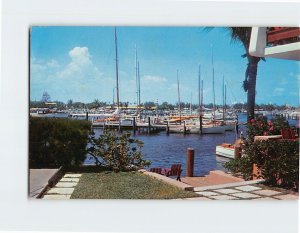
left=57, top=46, right=101, bottom=80
left=142, top=75, right=167, bottom=83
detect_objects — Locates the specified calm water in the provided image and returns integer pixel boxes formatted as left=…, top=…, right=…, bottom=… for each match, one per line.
left=84, top=114, right=298, bottom=176
left=37, top=112, right=298, bottom=176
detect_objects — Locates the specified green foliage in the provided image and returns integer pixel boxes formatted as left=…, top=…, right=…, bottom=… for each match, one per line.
left=246, top=139, right=298, bottom=190
left=225, top=138, right=299, bottom=190
left=226, top=115, right=298, bottom=190
left=224, top=156, right=253, bottom=180
left=89, top=130, right=151, bottom=172
left=29, top=117, right=91, bottom=168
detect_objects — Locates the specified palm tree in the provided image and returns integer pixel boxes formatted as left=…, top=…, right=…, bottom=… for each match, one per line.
left=226, top=27, right=264, bottom=121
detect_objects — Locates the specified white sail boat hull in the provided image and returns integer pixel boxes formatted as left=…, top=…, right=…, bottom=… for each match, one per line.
left=202, top=125, right=226, bottom=134
left=216, top=145, right=235, bottom=159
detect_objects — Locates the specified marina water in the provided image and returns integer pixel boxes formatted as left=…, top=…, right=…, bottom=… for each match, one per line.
left=38, top=113, right=298, bottom=177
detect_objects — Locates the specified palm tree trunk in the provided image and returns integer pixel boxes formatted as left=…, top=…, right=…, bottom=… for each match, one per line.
left=247, top=57, right=260, bottom=121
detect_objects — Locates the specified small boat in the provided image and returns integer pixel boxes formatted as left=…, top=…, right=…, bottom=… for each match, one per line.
left=202, top=125, right=226, bottom=134
left=216, top=143, right=235, bottom=159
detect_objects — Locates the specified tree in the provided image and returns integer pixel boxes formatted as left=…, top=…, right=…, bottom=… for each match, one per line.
left=41, top=91, right=51, bottom=102
left=226, top=27, right=264, bottom=121
left=67, top=99, right=73, bottom=108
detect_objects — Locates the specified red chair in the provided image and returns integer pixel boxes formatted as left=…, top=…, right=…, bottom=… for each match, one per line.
left=149, top=167, right=162, bottom=174
left=164, top=164, right=182, bottom=181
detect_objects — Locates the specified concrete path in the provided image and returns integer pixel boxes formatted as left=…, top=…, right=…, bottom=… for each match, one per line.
left=29, top=169, right=59, bottom=198
left=180, top=182, right=298, bottom=200
left=42, top=173, right=82, bottom=200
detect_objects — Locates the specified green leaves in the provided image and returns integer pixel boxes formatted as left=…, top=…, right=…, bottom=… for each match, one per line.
left=89, top=130, right=150, bottom=172
left=29, top=117, right=91, bottom=168
left=225, top=136, right=299, bottom=191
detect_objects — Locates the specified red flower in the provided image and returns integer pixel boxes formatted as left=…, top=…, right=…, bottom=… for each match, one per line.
left=250, top=119, right=256, bottom=123
left=263, top=131, right=269, bottom=136
left=269, top=126, right=274, bottom=131
left=268, top=121, right=273, bottom=126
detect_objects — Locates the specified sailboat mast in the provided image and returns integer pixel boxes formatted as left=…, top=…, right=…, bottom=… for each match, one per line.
left=135, top=45, right=139, bottom=109
left=211, top=45, right=216, bottom=120
left=177, top=70, right=181, bottom=124
left=114, top=27, right=120, bottom=109
left=198, top=65, right=201, bottom=115
left=201, top=80, right=203, bottom=108
left=190, top=92, right=192, bottom=115
left=225, top=82, right=227, bottom=116
left=138, top=61, right=141, bottom=106
left=222, top=75, right=225, bottom=121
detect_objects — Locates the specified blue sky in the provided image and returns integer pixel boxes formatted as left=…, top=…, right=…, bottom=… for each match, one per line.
left=30, top=26, right=300, bottom=106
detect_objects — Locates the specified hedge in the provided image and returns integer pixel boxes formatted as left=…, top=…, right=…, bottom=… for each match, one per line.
left=29, top=117, right=91, bottom=168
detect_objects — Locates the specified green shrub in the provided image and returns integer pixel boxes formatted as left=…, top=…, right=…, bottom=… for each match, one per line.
left=29, top=117, right=91, bottom=168
left=88, top=130, right=151, bottom=172
left=225, top=139, right=299, bottom=191
left=225, top=115, right=298, bottom=191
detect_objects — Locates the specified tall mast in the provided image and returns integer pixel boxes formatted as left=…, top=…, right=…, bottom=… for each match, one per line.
left=135, top=45, right=139, bottom=109
left=224, top=82, right=227, bottom=117
left=138, top=61, right=141, bottom=106
left=211, top=45, right=216, bottom=120
left=222, top=75, right=225, bottom=121
left=113, top=88, right=115, bottom=106
left=177, top=70, right=181, bottom=124
left=114, top=27, right=120, bottom=109
left=198, top=65, right=201, bottom=115
left=201, top=80, right=203, bottom=108
left=190, top=92, right=192, bottom=115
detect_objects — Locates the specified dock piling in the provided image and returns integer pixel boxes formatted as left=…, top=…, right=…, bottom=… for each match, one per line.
left=166, top=121, right=169, bottom=135
left=133, top=117, right=136, bottom=134
left=186, top=148, right=195, bottom=177
left=148, top=116, right=151, bottom=134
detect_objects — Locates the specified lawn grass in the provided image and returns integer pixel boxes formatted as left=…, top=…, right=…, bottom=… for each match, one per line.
left=71, top=171, right=199, bottom=199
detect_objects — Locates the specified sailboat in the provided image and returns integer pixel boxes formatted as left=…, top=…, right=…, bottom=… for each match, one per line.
left=92, top=27, right=121, bottom=126
left=201, top=47, right=225, bottom=134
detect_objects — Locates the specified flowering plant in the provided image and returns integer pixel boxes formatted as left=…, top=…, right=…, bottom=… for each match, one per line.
left=247, top=115, right=290, bottom=140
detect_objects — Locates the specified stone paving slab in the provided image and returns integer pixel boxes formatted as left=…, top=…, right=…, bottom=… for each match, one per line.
left=274, top=194, right=298, bottom=200
left=252, top=189, right=282, bottom=196
left=210, top=195, right=238, bottom=200
left=43, top=195, right=71, bottom=200
left=214, top=188, right=242, bottom=194
left=196, top=191, right=219, bottom=197
left=64, top=174, right=82, bottom=178
left=55, top=182, right=78, bottom=188
left=235, top=185, right=262, bottom=192
left=47, top=187, right=75, bottom=195
left=231, top=192, right=261, bottom=199
left=60, top=178, right=80, bottom=182
left=252, top=197, right=277, bottom=201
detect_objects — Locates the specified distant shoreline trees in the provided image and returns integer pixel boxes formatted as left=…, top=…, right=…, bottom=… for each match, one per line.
left=30, top=99, right=297, bottom=112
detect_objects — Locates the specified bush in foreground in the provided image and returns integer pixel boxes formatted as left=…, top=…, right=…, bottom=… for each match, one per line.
left=29, top=117, right=91, bottom=168
left=225, top=115, right=299, bottom=191
left=88, top=130, right=151, bottom=172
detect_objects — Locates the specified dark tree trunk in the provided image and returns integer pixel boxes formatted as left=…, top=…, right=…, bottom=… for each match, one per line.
left=247, top=56, right=260, bottom=121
